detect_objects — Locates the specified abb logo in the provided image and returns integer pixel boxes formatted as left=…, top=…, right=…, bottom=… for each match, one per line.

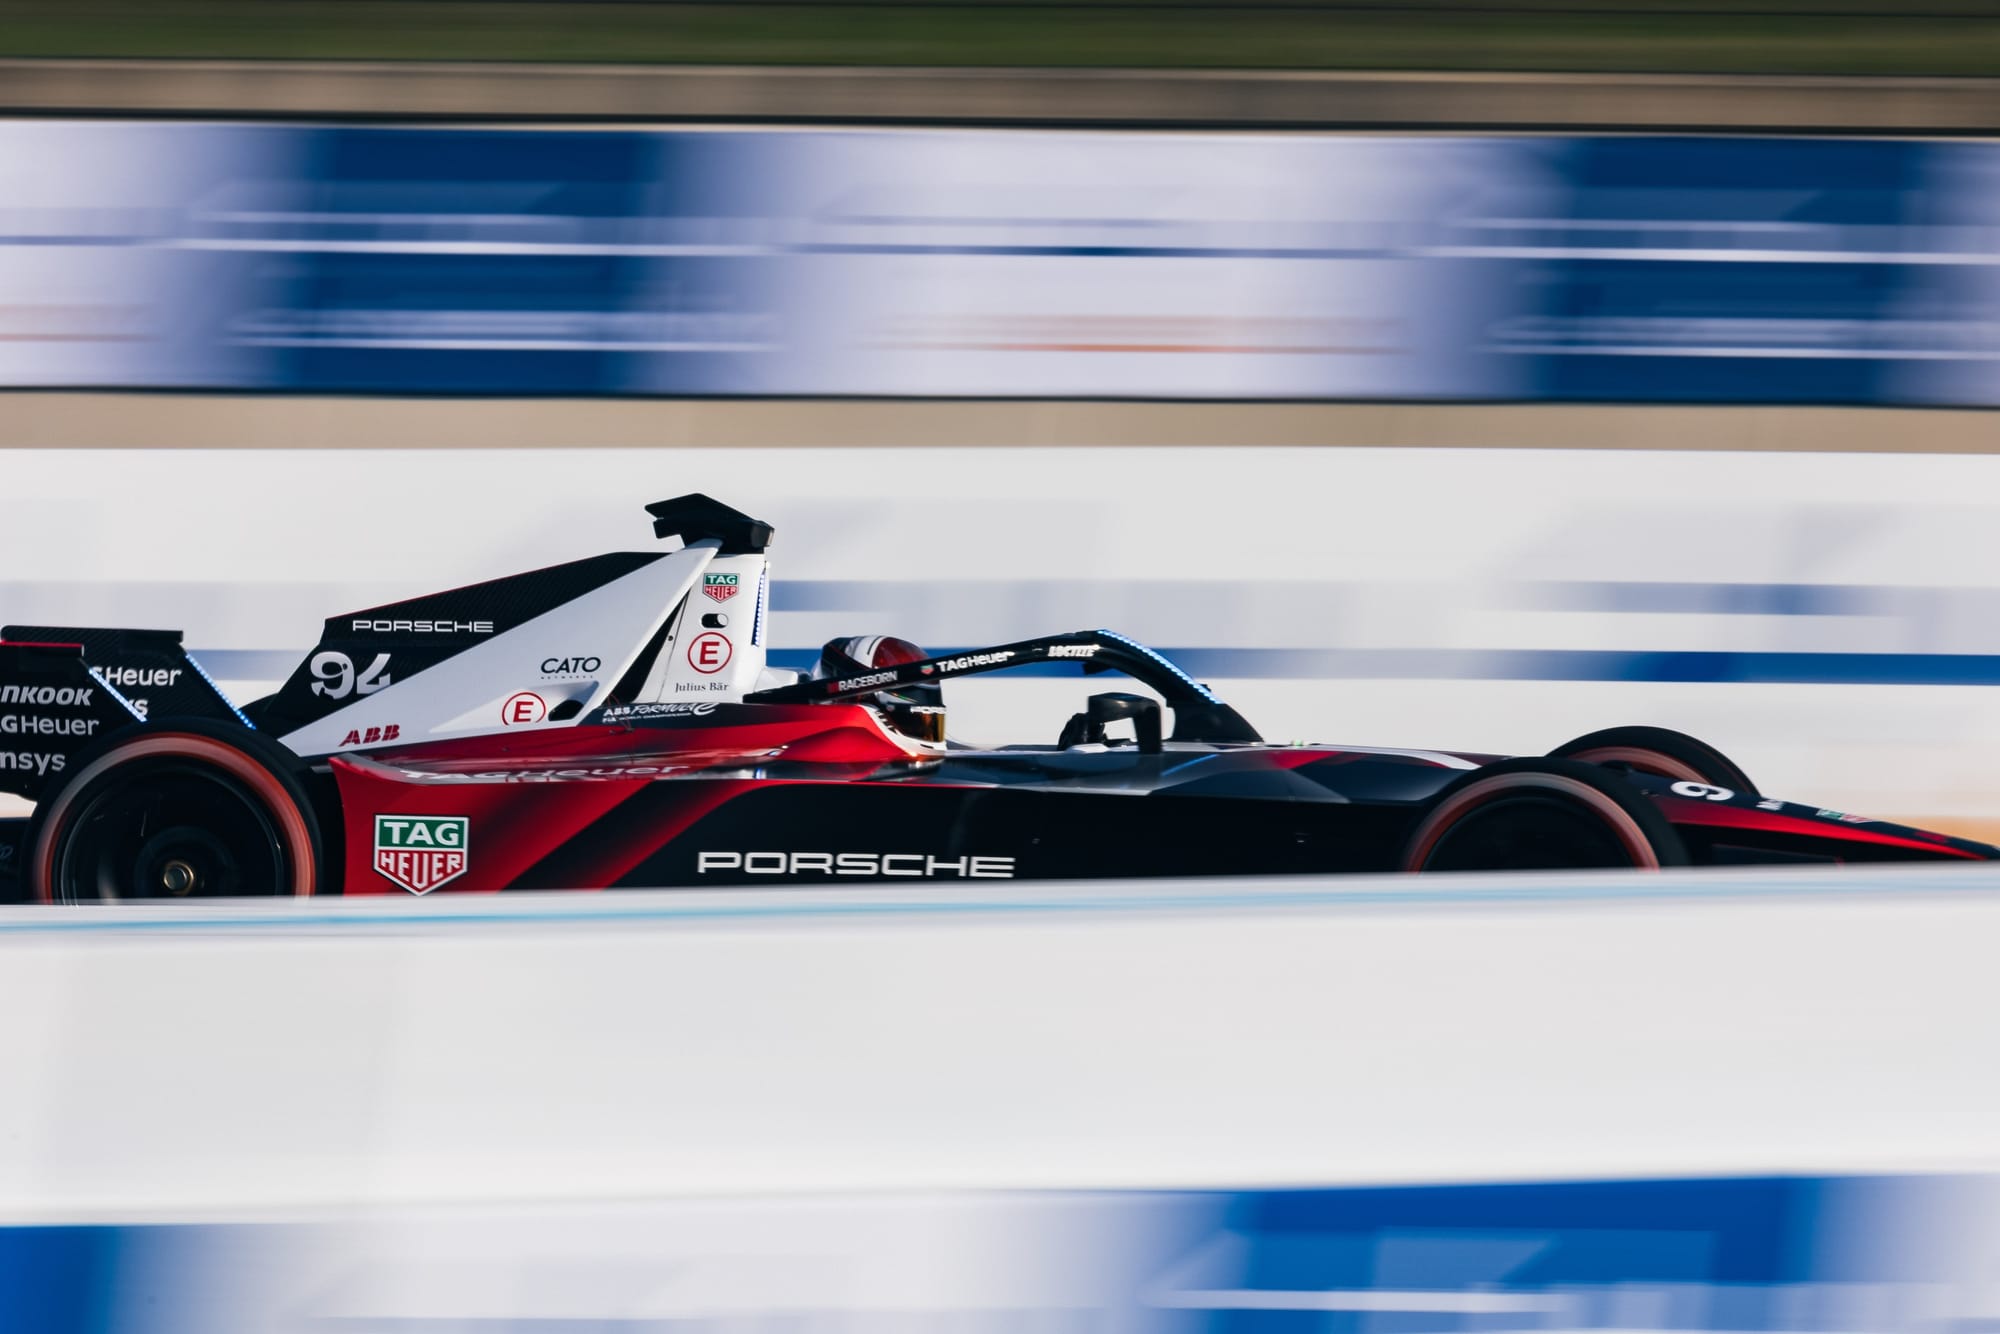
left=338, top=724, right=402, bottom=748
left=687, top=632, right=732, bottom=675
left=501, top=691, right=547, bottom=725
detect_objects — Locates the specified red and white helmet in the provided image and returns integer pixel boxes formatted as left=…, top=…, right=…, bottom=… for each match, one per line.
left=810, top=635, right=945, bottom=743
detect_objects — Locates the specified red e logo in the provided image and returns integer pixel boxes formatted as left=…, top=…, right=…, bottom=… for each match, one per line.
left=688, top=632, right=733, bottom=675
left=501, top=691, right=547, bottom=725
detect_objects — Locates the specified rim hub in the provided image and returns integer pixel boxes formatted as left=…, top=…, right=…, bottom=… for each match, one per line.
left=159, top=858, right=198, bottom=896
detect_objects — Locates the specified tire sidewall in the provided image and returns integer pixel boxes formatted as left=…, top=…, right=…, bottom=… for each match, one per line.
left=26, top=718, right=323, bottom=903
left=1402, top=756, right=1690, bottom=872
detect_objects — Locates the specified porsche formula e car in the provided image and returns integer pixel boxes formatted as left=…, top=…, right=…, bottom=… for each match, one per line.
left=1, top=494, right=1991, bottom=902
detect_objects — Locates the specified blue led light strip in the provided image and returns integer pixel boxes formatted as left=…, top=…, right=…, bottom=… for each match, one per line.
left=1096, top=628, right=1218, bottom=702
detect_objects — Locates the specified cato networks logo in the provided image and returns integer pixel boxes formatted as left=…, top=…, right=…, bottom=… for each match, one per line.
left=374, top=815, right=469, bottom=895
left=702, top=572, right=739, bottom=603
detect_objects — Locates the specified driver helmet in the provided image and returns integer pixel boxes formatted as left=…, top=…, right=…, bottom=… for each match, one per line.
left=811, top=634, right=945, bottom=744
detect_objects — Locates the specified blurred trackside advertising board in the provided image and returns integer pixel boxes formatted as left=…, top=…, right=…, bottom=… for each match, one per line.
left=2, top=123, right=1998, bottom=402
left=12, top=1176, right=2000, bottom=1334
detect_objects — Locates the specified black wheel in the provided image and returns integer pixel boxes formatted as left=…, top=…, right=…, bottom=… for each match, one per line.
left=1549, top=725, right=1758, bottom=799
left=1401, top=757, right=1689, bottom=873
left=26, top=718, right=323, bottom=903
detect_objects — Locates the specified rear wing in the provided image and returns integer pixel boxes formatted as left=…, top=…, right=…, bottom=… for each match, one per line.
left=0, top=627, right=246, bottom=804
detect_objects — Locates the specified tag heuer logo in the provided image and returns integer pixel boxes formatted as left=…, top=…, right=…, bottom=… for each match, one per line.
left=374, top=815, right=469, bottom=895
left=702, top=573, right=740, bottom=603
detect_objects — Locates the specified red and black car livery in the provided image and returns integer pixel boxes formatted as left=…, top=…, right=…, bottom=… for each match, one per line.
left=0, top=495, right=1991, bottom=902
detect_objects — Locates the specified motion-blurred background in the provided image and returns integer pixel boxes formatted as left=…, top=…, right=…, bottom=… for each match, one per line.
left=8, top=5, right=2000, bottom=1332
left=9, top=1, right=2000, bottom=834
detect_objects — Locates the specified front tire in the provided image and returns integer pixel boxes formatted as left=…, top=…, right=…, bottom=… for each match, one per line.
left=1401, top=757, right=1689, bottom=872
left=27, top=719, right=323, bottom=903
left=1549, top=724, right=1758, bottom=798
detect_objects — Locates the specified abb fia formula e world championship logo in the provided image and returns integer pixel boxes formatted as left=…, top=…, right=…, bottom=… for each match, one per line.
left=374, top=815, right=469, bottom=894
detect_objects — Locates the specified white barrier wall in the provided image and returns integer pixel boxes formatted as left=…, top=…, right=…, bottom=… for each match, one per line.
left=7, top=444, right=2000, bottom=827
left=4, top=870, right=2000, bottom=1333
left=4, top=868, right=2000, bottom=1222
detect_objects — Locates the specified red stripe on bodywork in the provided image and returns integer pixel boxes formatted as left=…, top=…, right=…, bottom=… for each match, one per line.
left=1660, top=799, right=1988, bottom=859
left=333, top=757, right=652, bottom=894
left=371, top=707, right=912, bottom=773
left=523, top=779, right=760, bottom=890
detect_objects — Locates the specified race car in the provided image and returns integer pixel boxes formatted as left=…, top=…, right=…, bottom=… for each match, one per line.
left=1, top=493, right=1991, bottom=902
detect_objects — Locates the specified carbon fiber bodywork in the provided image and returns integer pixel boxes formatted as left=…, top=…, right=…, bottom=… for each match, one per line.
left=326, top=708, right=1998, bottom=895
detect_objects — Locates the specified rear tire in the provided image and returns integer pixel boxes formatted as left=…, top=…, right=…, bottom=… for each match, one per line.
left=27, top=719, right=323, bottom=903
left=1401, top=757, right=1689, bottom=872
left=1549, top=725, right=1758, bottom=798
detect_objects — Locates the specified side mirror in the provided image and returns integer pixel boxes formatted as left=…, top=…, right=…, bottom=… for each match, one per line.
left=1058, top=692, right=1163, bottom=754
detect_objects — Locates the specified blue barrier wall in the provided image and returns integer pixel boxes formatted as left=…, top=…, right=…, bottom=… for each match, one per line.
left=4, top=124, right=1999, bottom=402
left=6, top=1175, right=1985, bottom=1334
